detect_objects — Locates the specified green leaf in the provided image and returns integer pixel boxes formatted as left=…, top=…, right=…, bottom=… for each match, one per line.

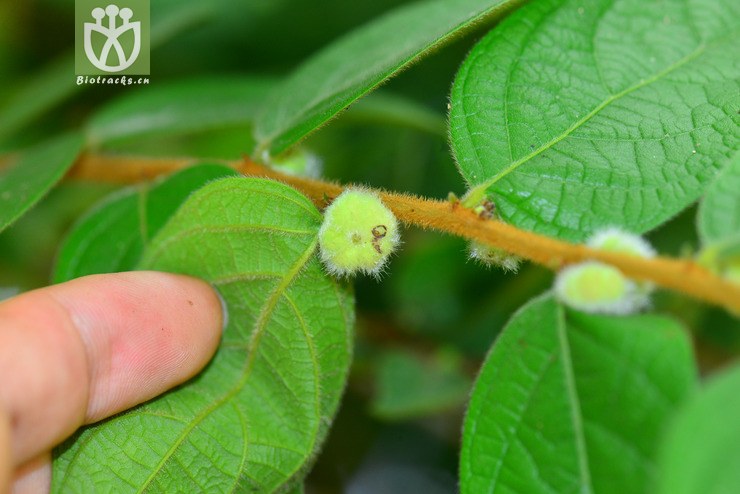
left=53, top=163, right=237, bottom=283
left=0, top=132, right=83, bottom=233
left=450, top=0, right=740, bottom=241
left=53, top=177, right=354, bottom=493
left=698, top=152, right=740, bottom=246
left=86, top=77, right=275, bottom=147
left=657, top=364, right=740, bottom=494
left=254, top=0, right=524, bottom=156
left=371, top=348, right=472, bottom=420
left=460, top=294, right=696, bottom=494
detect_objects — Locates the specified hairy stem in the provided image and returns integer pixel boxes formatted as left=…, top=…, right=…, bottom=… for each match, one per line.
left=68, top=153, right=740, bottom=313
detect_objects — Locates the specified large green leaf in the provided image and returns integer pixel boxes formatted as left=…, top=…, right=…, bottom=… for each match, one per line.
left=460, top=294, right=696, bottom=494
left=53, top=163, right=237, bottom=283
left=253, top=0, right=524, bottom=157
left=86, top=77, right=275, bottom=147
left=450, top=0, right=739, bottom=241
left=698, top=152, right=740, bottom=246
left=53, top=178, right=354, bottom=493
left=0, top=132, right=83, bottom=233
left=657, top=364, right=740, bottom=494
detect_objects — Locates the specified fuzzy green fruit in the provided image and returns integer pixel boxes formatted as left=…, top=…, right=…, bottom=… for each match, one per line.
left=587, top=227, right=656, bottom=294
left=318, top=188, right=400, bottom=277
left=554, top=261, right=649, bottom=314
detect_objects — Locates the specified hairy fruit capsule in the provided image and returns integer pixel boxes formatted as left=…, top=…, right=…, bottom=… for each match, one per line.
left=318, top=188, right=400, bottom=277
left=554, top=261, right=649, bottom=315
left=587, top=227, right=656, bottom=294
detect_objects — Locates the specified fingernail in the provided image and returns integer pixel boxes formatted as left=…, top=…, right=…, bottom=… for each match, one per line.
left=213, top=287, right=229, bottom=332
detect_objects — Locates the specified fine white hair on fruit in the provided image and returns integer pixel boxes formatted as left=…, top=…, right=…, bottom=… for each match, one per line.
left=468, top=240, right=520, bottom=272
left=318, top=188, right=400, bottom=279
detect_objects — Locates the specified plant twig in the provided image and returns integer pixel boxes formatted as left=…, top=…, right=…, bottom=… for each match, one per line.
left=67, top=153, right=740, bottom=313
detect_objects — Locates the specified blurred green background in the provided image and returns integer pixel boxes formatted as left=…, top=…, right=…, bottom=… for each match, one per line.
left=0, top=1, right=737, bottom=492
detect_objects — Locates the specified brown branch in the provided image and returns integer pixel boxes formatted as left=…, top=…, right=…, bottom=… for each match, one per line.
left=67, top=153, right=740, bottom=313
left=68, top=154, right=204, bottom=182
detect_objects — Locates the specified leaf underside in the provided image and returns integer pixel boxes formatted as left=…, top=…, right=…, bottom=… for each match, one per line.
left=450, top=0, right=740, bottom=241
left=53, top=163, right=237, bottom=283
left=53, top=177, right=354, bottom=493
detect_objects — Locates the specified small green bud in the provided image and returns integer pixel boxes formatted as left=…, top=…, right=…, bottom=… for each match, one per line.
left=554, top=261, right=649, bottom=314
left=468, top=241, right=521, bottom=272
left=318, top=188, right=400, bottom=278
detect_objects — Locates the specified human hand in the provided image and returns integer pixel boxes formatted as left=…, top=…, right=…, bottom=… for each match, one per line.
left=0, top=272, right=224, bottom=493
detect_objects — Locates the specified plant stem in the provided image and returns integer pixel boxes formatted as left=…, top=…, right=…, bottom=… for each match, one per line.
left=68, top=153, right=740, bottom=313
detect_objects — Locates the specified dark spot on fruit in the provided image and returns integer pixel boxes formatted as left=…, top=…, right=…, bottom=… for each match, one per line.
left=371, top=225, right=387, bottom=254
left=372, top=225, right=387, bottom=238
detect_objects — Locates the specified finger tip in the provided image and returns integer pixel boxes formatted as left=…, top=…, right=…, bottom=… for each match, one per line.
left=155, top=272, right=225, bottom=339
left=121, top=270, right=224, bottom=378
left=73, top=271, right=224, bottom=422
left=159, top=272, right=225, bottom=368
left=0, top=271, right=227, bottom=465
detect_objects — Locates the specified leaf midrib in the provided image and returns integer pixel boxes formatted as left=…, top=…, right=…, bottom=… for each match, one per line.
left=470, top=40, right=711, bottom=192
left=556, top=304, right=593, bottom=493
left=137, top=238, right=320, bottom=493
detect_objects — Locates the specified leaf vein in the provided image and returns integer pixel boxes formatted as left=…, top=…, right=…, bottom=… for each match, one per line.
left=476, top=41, right=709, bottom=191
left=556, top=305, right=593, bottom=493
left=136, top=238, right=319, bottom=493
